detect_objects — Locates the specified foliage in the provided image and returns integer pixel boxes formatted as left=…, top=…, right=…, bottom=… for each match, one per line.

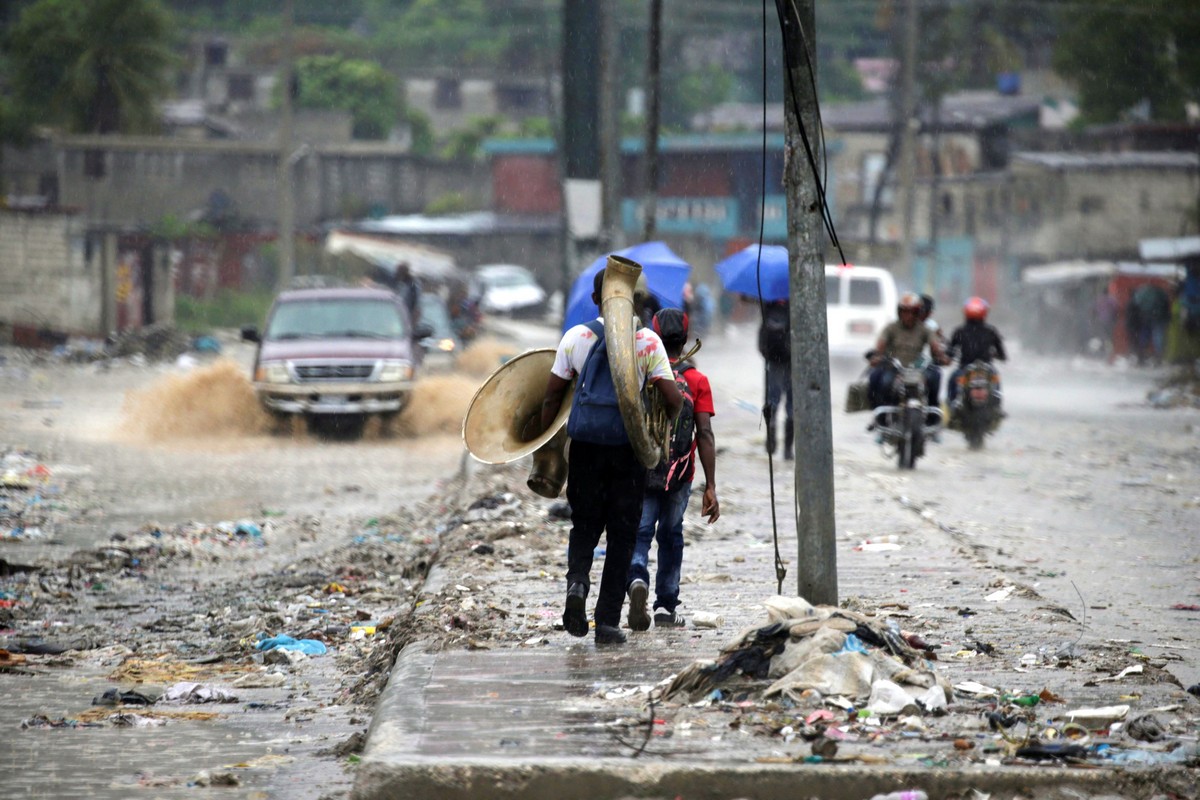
left=163, top=0, right=367, bottom=31
left=363, top=0, right=555, bottom=72
left=439, top=116, right=501, bottom=161
left=175, top=288, right=275, bottom=333
left=662, top=65, right=734, bottom=130
left=406, top=108, right=436, bottom=156
left=6, top=0, right=175, bottom=134
left=1053, top=0, right=1200, bottom=123
left=424, top=192, right=473, bottom=215
left=296, top=56, right=395, bottom=138
left=291, top=54, right=399, bottom=140
left=149, top=214, right=216, bottom=241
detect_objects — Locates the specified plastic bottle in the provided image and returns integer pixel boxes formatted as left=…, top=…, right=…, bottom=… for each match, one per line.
left=869, top=792, right=928, bottom=800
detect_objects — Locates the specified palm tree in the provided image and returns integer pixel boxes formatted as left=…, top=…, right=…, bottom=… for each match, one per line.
left=8, top=0, right=175, bottom=134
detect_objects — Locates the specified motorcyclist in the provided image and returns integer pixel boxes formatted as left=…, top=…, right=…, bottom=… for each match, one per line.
left=946, top=296, right=1007, bottom=408
left=867, top=291, right=949, bottom=410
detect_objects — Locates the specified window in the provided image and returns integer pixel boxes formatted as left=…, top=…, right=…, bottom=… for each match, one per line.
left=497, top=85, right=540, bottom=113
left=1080, top=196, right=1105, bottom=214
left=84, top=150, right=106, bottom=179
left=434, top=79, right=462, bottom=110
left=204, top=41, right=227, bottom=67
left=825, top=274, right=839, bottom=305
left=848, top=278, right=882, bottom=306
left=227, top=74, right=254, bottom=101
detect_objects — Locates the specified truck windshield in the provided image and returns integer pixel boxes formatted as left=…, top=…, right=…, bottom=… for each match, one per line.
left=265, top=299, right=407, bottom=340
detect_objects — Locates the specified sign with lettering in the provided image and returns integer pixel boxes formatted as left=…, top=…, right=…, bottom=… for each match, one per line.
left=622, top=198, right=738, bottom=238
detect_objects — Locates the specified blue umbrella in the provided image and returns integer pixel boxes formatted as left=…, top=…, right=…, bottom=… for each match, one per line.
left=715, top=244, right=790, bottom=302
left=562, top=241, right=692, bottom=333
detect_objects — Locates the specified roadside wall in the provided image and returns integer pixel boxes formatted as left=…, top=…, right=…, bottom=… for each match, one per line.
left=49, top=137, right=490, bottom=231
left=0, top=208, right=100, bottom=341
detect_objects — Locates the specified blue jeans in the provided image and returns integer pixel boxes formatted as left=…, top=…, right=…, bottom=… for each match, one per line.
left=627, top=482, right=691, bottom=614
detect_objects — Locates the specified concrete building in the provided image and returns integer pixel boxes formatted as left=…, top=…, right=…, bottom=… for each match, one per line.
left=0, top=207, right=173, bottom=343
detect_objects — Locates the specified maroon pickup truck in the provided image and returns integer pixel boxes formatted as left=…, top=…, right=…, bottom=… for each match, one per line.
left=242, top=287, right=432, bottom=436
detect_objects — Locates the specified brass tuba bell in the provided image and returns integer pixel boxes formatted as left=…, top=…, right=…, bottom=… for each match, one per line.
left=461, top=348, right=573, bottom=498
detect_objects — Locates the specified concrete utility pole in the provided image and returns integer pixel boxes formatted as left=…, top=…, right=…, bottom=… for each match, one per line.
left=778, top=0, right=837, bottom=605
left=599, top=0, right=622, bottom=251
left=276, top=0, right=296, bottom=289
left=898, top=0, right=919, bottom=285
left=641, top=0, right=662, bottom=242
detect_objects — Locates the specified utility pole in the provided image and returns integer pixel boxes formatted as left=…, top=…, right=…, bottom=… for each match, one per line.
left=898, top=0, right=918, bottom=286
left=276, top=0, right=296, bottom=289
left=777, top=0, right=837, bottom=606
left=599, top=0, right=622, bottom=251
left=641, top=0, right=662, bottom=242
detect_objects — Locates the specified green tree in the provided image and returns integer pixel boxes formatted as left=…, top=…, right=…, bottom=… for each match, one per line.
left=7, top=0, right=174, bottom=134
left=292, top=54, right=399, bottom=140
left=1053, top=0, right=1200, bottom=123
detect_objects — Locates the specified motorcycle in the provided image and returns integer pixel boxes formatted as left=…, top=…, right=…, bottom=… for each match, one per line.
left=869, top=356, right=943, bottom=470
left=950, top=360, right=1003, bottom=450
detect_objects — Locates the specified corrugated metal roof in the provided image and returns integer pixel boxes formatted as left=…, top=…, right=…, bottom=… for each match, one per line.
left=1139, top=236, right=1200, bottom=261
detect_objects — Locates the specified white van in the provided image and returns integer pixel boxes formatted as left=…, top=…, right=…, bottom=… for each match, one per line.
left=825, top=265, right=898, bottom=358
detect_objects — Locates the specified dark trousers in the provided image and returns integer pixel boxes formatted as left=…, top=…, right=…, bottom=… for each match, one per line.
left=868, top=363, right=941, bottom=408
left=763, top=359, right=793, bottom=423
left=566, top=440, right=647, bottom=628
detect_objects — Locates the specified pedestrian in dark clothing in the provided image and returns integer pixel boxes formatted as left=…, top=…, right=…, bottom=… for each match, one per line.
left=390, top=262, right=422, bottom=327
left=540, top=269, right=682, bottom=646
left=947, top=296, right=1007, bottom=405
left=1128, top=283, right=1171, bottom=365
left=757, top=299, right=792, bottom=460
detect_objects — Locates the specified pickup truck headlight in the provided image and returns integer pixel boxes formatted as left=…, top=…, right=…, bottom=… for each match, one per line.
left=255, top=362, right=291, bottom=383
left=378, top=360, right=413, bottom=382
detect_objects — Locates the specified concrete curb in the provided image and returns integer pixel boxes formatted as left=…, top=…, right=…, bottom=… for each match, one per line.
left=353, top=756, right=1171, bottom=800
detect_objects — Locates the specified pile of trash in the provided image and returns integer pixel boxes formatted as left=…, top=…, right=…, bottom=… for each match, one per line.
left=1, top=451, right=65, bottom=540
left=637, top=594, right=1200, bottom=770
left=107, top=323, right=193, bottom=362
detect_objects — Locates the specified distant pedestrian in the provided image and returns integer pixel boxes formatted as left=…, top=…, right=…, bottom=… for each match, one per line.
left=757, top=299, right=792, bottom=460
left=1128, top=283, right=1171, bottom=365
left=626, top=309, right=719, bottom=632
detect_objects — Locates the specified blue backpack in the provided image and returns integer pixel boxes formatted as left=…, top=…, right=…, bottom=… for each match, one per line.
left=566, top=320, right=630, bottom=446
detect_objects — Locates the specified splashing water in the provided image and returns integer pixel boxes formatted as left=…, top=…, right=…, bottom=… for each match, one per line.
left=120, top=359, right=270, bottom=441
left=455, top=337, right=520, bottom=377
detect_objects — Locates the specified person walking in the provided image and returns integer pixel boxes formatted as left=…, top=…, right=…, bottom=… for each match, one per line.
left=757, top=299, right=793, bottom=460
left=540, top=270, right=682, bottom=645
left=625, top=309, right=720, bottom=632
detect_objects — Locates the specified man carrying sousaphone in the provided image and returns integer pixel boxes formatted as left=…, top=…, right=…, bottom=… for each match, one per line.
left=540, top=262, right=682, bottom=645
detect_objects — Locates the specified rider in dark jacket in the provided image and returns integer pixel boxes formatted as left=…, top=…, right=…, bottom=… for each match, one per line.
left=947, top=296, right=1006, bottom=405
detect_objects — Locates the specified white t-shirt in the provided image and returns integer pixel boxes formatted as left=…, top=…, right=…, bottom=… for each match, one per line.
left=551, top=317, right=673, bottom=387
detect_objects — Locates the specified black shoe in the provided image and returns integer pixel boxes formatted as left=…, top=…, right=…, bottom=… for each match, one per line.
left=562, top=583, right=588, bottom=637
left=595, top=624, right=627, bottom=645
left=627, top=580, right=650, bottom=632
left=653, top=609, right=686, bottom=628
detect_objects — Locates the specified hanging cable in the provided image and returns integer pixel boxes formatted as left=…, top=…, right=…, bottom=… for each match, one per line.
left=759, top=0, right=786, bottom=596
left=773, top=0, right=849, bottom=267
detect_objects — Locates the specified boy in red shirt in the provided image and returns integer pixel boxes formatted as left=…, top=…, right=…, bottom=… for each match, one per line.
left=626, top=308, right=720, bottom=630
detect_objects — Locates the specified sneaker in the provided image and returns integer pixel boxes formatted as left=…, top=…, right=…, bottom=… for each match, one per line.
left=653, top=609, right=686, bottom=628
left=594, top=624, right=627, bottom=645
left=627, top=580, right=650, bottom=631
left=562, top=583, right=588, bottom=637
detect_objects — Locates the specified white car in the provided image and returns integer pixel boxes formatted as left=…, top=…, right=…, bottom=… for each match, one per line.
left=825, top=264, right=899, bottom=359
left=474, top=264, right=547, bottom=317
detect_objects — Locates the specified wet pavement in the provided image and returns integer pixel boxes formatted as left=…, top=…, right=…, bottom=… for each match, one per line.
left=353, top=335, right=1200, bottom=800
left=3, top=328, right=1199, bottom=799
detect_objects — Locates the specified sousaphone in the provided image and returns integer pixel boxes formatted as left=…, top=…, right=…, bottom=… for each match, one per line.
left=461, top=255, right=669, bottom=499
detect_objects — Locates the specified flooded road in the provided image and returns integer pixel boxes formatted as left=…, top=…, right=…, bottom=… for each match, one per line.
left=2, top=323, right=1198, bottom=798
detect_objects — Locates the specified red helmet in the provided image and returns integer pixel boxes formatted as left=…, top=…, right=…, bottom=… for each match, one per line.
left=964, top=296, right=989, bottom=321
